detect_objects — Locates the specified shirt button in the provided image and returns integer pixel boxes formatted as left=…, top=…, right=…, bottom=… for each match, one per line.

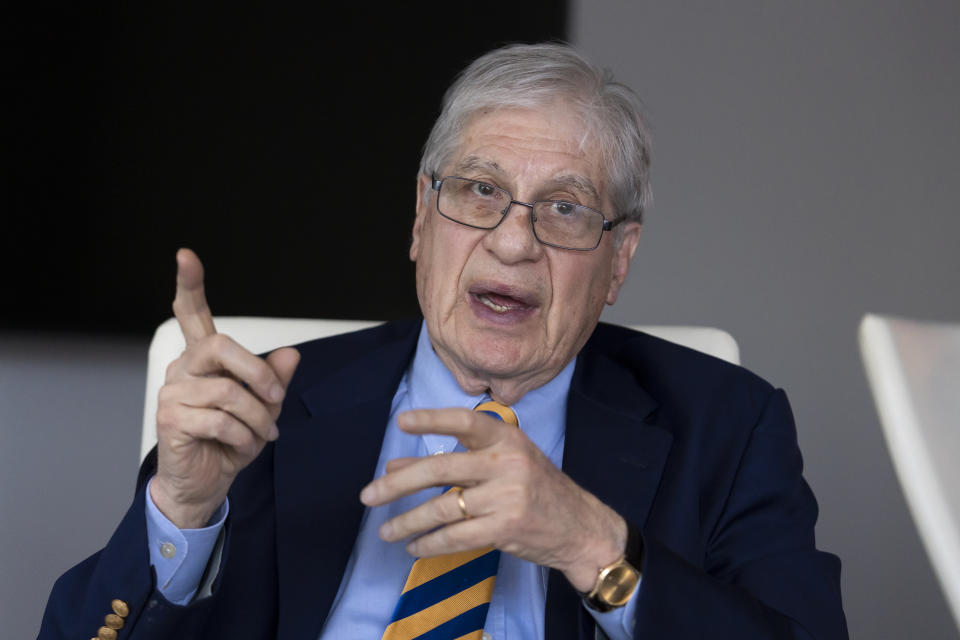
left=482, top=633, right=492, bottom=640
left=160, top=542, right=177, bottom=558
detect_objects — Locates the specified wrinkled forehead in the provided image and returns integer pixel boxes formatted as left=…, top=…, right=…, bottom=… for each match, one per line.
left=443, top=104, right=610, bottom=202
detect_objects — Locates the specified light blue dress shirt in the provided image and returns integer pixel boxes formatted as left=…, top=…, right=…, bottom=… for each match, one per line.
left=146, top=322, right=637, bottom=638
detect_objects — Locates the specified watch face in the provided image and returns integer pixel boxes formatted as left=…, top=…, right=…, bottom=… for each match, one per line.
left=599, top=564, right=640, bottom=606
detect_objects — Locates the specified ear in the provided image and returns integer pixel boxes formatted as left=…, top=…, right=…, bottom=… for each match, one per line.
left=410, top=174, right=432, bottom=262
left=606, top=222, right=642, bottom=305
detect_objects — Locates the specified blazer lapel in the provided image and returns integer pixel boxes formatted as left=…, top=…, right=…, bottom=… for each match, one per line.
left=273, top=322, right=419, bottom=639
left=545, top=343, right=674, bottom=639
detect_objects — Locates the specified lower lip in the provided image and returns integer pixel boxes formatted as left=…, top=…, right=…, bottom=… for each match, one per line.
left=468, top=293, right=537, bottom=325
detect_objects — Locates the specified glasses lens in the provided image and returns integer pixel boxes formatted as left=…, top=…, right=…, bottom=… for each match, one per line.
left=533, top=201, right=605, bottom=250
left=438, top=177, right=509, bottom=229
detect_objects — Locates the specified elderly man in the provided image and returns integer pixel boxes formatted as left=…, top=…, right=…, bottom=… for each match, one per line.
left=42, top=43, right=847, bottom=639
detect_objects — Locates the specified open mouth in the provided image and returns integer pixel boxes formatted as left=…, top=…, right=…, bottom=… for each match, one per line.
left=475, top=292, right=532, bottom=313
left=468, top=285, right=538, bottom=322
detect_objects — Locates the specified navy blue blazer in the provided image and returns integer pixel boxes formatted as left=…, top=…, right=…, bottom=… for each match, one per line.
left=41, top=319, right=847, bottom=639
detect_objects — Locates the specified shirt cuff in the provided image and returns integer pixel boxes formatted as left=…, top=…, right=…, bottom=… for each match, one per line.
left=583, top=578, right=640, bottom=640
left=144, top=476, right=229, bottom=605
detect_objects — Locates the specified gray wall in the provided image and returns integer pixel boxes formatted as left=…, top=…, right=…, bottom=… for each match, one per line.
left=1, top=335, right=147, bottom=636
left=4, top=2, right=959, bottom=637
left=577, top=1, right=960, bottom=638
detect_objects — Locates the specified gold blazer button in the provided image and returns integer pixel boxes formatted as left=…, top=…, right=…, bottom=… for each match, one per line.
left=97, top=626, right=118, bottom=640
left=111, top=599, right=130, bottom=618
left=104, top=613, right=125, bottom=629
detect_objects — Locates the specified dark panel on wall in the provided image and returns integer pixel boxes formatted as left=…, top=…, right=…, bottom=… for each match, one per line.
left=5, top=4, right=568, bottom=335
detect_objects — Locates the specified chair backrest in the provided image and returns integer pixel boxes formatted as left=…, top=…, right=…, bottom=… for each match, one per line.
left=141, top=317, right=740, bottom=461
left=859, top=313, right=960, bottom=631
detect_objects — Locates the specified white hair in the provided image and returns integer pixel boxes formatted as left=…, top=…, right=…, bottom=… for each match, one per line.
left=419, top=42, right=653, bottom=224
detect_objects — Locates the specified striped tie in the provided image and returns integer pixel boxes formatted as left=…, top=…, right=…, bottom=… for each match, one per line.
left=381, top=401, right=518, bottom=640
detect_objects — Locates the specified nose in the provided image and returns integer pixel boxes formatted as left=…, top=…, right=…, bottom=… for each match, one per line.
left=481, top=200, right=544, bottom=264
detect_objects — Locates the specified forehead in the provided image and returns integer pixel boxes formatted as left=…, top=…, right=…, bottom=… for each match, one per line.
left=448, top=106, right=606, bottom=199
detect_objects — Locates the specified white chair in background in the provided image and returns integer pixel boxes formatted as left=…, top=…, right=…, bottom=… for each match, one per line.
left=141, top=317, right=380, bottom=461
left=141, top=317, right=740, bottom=461
left=859, top=313, right=960, bottom=632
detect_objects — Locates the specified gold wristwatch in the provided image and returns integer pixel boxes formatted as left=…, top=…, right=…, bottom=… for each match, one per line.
left=582, top=555, right=641, bottom=612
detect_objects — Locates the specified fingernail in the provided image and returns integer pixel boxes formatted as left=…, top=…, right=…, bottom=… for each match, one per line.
left=269, top=423, right=279, bottom=440
left=379, top=521, right=392, bottom=540
left=360, top=485, right=375, bottom=505
left=405, top=541, right=418, bottom=556
left=269, top=384, right=284, bottom=403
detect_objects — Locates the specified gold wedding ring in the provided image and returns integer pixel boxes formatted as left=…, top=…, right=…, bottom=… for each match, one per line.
left=454, top=486, right=470, bottom=520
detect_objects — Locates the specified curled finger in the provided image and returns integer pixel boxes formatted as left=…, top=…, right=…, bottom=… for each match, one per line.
left=380, top=485, right=496, bottom=544
left=397, top=408, right=510, bottom=450
left=162, top=377, right=278, bottom=441
left=158, top=404, right=264, bottom=459
left=384, top=457, right=420, bottom=473
left=360, top=451, right=487, bottom=506
left=171, top=333, right=286, bottom=405
left=405, top=515, right=497, bottom=559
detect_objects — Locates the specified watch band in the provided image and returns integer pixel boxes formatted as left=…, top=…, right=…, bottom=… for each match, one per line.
left=582, top=523, right=644, bottom=612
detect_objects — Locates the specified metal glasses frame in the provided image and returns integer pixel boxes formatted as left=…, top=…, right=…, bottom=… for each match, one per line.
left=431, top=176, right=625, bottom=251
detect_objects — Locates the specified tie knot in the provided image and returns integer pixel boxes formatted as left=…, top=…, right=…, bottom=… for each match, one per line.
left=474, top=400, right=518, bottom=427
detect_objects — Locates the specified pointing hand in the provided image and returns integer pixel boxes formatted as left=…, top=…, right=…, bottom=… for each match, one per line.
left=150, top=249, right=300, bottom=528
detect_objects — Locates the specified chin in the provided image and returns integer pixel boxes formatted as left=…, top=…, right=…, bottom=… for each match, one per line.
left=457, top=336, right=540, bottom=379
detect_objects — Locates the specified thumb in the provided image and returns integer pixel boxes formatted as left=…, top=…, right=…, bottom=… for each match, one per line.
left=266, top=346, right=300, bottom=406
left=268, top=346, right=300, bottom=387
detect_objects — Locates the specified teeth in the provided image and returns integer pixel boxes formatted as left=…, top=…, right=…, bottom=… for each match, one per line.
left=479, top=294, right=509, bottom=313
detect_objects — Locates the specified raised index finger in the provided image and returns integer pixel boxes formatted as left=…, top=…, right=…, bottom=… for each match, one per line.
left=173, top=248, right=217, bottom=345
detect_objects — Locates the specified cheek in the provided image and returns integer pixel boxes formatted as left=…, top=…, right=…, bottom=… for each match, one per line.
left=414, top=256, right=431, bottom=307
left=548, top=258, right=611, bottom=325
left=416, top=220, right=478, bottom=308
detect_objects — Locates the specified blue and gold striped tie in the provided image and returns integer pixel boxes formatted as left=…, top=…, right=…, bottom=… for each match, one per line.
left=382, top=401, right=518, bottom=640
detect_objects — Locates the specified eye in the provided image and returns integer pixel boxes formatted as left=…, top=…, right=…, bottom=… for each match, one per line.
left=471, top=181, right=498, bottom=197
left=551, top=201, right=578, bottom=215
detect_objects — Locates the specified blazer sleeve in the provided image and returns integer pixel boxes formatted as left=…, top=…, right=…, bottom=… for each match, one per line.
left=38, top=451, right=227, bottom=640
left=632, top=389, right=848, bottom=639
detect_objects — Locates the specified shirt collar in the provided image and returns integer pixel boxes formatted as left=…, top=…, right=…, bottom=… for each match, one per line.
left=406, top=321, right=574, bottom=458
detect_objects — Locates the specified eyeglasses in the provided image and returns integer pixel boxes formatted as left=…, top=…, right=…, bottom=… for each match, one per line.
left=431, top=176, right=624, bottom=251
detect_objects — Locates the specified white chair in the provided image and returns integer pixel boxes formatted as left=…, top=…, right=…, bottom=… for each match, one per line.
left=141, top=318, right=740, bottom=461
left=859, top=313, right=960, bottom=632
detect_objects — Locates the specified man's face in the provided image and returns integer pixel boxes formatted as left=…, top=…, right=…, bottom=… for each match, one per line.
left=410, top=105, right=642, bottom=402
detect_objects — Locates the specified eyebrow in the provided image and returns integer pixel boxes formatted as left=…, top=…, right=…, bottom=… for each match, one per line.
left=552, top=174, right=601, bottom=202
left=453, top=155, right=504, bottom=176
left=452, top=156, right=601, bottom=203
